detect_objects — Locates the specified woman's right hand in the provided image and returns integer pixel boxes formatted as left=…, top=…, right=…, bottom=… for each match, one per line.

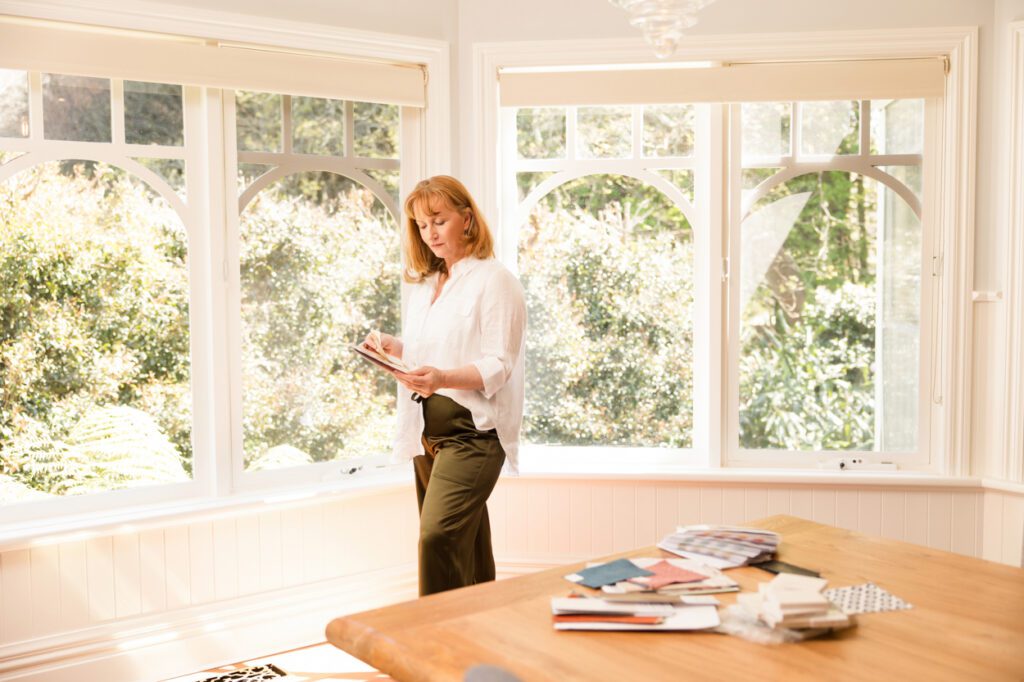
left=364, top=331, right=402, bottom=359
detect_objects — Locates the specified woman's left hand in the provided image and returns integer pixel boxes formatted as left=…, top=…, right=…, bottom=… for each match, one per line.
left=394, top=366, right=446, bottom=398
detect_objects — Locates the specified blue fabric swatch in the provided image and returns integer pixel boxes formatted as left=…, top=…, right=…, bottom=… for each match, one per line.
left=571, top=558, right=653, bottom=588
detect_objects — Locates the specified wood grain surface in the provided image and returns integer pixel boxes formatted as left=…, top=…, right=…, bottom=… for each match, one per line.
left=325, top=515, right=1024, bottom=681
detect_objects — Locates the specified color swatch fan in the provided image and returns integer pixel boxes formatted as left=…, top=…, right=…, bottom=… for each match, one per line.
left=657, top=525, right=780, bottom=568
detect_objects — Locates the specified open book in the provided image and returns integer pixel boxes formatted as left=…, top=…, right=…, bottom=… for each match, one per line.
left=351, top=330, right=412, bottom=373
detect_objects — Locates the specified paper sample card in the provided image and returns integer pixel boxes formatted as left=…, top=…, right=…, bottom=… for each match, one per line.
left=565, top=558, right=653, bottom=589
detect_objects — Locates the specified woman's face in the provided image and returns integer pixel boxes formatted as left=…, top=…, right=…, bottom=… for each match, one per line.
left=414, top=199, right=470, bottom=266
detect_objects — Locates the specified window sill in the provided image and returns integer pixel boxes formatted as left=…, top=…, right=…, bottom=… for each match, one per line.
left=0, top=465, right=413, bottom=553
left=515, top=459, right=981, bottom=488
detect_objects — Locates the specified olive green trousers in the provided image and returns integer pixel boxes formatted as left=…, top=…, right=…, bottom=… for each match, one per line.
left=414, top=394, right=505, bottom=597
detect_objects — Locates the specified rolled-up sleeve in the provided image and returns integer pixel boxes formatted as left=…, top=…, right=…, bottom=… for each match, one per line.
left=471, top=269, right=526, bottom=399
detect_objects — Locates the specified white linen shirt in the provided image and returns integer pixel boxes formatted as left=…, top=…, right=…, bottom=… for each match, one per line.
left=392, top=256, right=527, bottom=473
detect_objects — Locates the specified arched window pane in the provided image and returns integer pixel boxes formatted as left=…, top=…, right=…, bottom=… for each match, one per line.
left=239, top=173, right=399, bottom=470
left=519, top=174, right=694, bottom=448
left=0, top=161, right=192, bottom=502
left=739, top=171, right=920, bottom=451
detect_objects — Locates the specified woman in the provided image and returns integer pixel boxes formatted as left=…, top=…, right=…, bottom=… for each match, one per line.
left=369, top=175, right=526, bottom=596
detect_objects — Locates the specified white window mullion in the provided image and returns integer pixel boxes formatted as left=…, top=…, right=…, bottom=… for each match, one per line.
left=632, top=105, right=643, bottom=160
left=860, top=99, right=871, bottom=155
left=281, top=94, right=292, bottom=155
left=111, top=78, right=125, bottom=146
left=28, top=71, right=43, bottom=141
left=725, top=103, right=744, bottom=464
left=922, top=95, right=942, bottom=472
left=182, top=84, right=220, bottom=498
left=790, top=101, right=801, bottom=160
left=566, top=106, right=577, bottom=162
left=221, top=89, right=245, bottom=495
left=499, top=107, right=520, bottom=267
left=344, top=100, right=355, bottom=159
left=695, top=102, right=724, bottom=466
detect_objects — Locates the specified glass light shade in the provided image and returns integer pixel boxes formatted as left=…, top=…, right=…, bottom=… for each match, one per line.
left=609, top=0, right=717, bottom=59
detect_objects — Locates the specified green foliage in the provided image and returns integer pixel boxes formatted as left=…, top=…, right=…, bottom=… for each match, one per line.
left=517, top=108, right=566, bottom=159
left=235, top=90, right=282, bottom=152
left=248, top=444, right=313, bottom=472
left=239, top=173, right=400, bottom=467
left=740, top=283, right=876, bottom=450
left=0, top=161, right=192, bottom=500
left=520, top=174, right=694, bottom=447
left=41, top=75, right=112, bottom=143
left=124, top=81, right=184, bottom=147
left=740, top=168, right=881, bottom=451
left=643, top=105, right=696, bottom=158
left=353, top=102, right=399, bottom=159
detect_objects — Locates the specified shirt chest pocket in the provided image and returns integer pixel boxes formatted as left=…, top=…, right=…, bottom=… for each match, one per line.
left=422, top=300, right=478, bottom=341
left=453, top=301, right=479, bottom=335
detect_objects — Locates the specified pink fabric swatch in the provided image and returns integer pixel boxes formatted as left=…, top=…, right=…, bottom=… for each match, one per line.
left=629, top=561, right=707, bottom=590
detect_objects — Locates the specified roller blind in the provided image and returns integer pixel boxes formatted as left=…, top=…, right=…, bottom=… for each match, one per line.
left=499, top=58, right=945, bottom=107
left=0, top=21, right=426, bottom=107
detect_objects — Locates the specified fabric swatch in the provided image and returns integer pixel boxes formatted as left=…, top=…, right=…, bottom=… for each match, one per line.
left=566, top=558, right=653, bottom=588
left=628, top=560, right=708, bottom=590
left=824, top=582, right=913, bottom=615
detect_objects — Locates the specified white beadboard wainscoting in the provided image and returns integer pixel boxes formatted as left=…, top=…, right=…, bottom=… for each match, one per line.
left=486, top=479, right=993, bottom=574
left=1, top=477, right=1022, bottom=681
left=0, top=487, right=421, bottom=682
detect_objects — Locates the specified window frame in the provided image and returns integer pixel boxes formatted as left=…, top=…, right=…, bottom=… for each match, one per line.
left=499, top=102, right=717, bottom=467
left=0, top=7, right=449, bottom=525
left=476, top=28, right=977, bottom=475
left=725, top=98, right=940, bottom=470
left=222, top=90, right=415, bottom=493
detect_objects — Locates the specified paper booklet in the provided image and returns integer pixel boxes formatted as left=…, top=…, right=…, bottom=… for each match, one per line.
left=352, top=330, right=412, bottom=373
left=550, top=597, right=720, bottom=632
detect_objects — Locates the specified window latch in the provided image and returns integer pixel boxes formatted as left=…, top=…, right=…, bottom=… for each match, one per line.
left=722, top=257, right=730, bottom=282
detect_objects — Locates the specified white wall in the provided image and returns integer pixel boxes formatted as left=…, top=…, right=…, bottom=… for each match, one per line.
left=140, top=0, right=459, bottom=40
left=2, top=2, right=1023, bottom=680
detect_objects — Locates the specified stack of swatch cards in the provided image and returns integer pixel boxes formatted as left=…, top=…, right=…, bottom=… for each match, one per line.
left=737, top=573, right=853, bottom=631
left=657, top=525, right=781, bottom=568
left=553, top=557, right=730, bottom=631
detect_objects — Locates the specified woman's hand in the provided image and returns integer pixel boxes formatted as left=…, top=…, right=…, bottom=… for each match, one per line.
left=394, top=366, right=446, bottom=398
left=363, top=331, right=403, bottom=359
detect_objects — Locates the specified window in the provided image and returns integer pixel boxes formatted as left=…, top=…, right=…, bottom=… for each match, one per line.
left=504, top=105, right=704, bottom=460
left=0, top=19, right=435, bottom=518
left=232, top=92, right=403, bottom=475
left=730, top=99, right=931, bottom=464
left=496, top=57, right=948, bottom=470
left=0, top=70, right=197, bottom=505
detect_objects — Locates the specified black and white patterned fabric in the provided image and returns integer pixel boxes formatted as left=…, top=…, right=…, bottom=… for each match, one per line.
left=202, top=664, right=288, bottom=681
left=824, top=582, right=913, bottom=615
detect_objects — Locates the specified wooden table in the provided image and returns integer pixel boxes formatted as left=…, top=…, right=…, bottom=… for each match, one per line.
left=325, top=515, right=1024, bottom=681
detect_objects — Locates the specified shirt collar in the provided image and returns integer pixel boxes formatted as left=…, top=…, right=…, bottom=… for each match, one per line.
left=448, top=255, right=484, bottom=281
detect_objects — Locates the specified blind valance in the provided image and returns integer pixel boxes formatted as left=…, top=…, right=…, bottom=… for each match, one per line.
left=0, top=20, right=426, bottom=107
left=499, top=58, right=945, bottom=107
